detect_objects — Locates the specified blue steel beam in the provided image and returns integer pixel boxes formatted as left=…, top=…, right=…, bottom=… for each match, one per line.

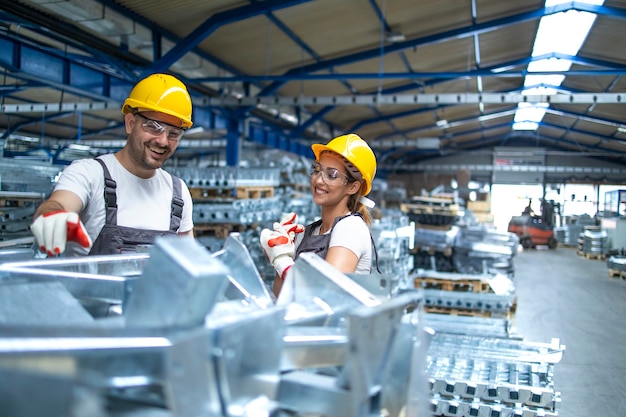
left=255, top=3, right=626, bottom=96
left=143, top=0, right=313, bottom=76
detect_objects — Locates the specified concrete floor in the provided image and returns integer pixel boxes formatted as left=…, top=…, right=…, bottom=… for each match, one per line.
left=512, top=246, right=626, bottom=417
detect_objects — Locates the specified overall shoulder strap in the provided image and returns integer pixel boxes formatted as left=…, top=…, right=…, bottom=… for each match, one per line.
left=94, top=157, right=117, bottom=225
left=333, top=212, right=381, bottom=274
left=169, top=174, right=184, bottom=232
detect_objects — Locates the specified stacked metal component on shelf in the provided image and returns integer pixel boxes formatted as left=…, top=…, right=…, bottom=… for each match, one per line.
left=0, top=159, right=57, bottom=240
left=553, top=215, right=596, bottom=246
left=577, top=228, right=610, bottom=258
left=170, top=166, right=282, bottom=227
left=369, top=210, right=415, bottom=294
left=0, top=235, right=430, bottom=417
left=427, top=334, right=565, bottom=417
left=453, top=226, right=519, bottom=277
left=193, top=196, right=282, bottom=225
left=607, top=255, right=626, bottom=280
left=0, top=158, right=62, bottom=195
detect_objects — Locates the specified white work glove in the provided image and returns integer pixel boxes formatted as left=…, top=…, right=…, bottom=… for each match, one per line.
left=260, top=223, right=298, bottom=280
left=30, top=211, right=93, bottom=256
left=278, top=212, right=305, bottom=236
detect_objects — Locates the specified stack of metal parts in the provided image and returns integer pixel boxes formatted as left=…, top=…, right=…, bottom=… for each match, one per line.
left=0, top=235, right=431, bottom=417
left=427, top=334, right=565, bottom=417
left=171, top=166, right=283, bottom=231
left=370, top=211, right=415, bottom=294
left=554, top=215, right=596, bottom=246
left=411, top=226, right=459, bottom=272
left=409, top=269, right=517, bottom=321
left=169, top=166, right=281, bottom=189
left=607, top=255, right=626, bottom=280
left=453, top=226, right=519, bottom=277
left=0, top=158, right=62, bottom=194
left=193, top=196, right=283, bottom=225
left=577, top=228, right=610, bottom=257
left=0, top=200, right=39, bottom=240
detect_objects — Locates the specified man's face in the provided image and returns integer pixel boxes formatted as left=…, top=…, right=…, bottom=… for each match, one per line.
left=125, top=111, right=182, bottom=171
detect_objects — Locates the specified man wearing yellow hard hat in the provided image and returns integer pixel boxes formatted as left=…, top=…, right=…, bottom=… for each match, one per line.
left=260, top=133, right=379, bottom=296
left=31, top=73, right=195, bottom=256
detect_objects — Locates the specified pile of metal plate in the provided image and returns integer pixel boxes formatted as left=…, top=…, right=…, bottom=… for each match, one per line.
left=169, top=166, right=281, bottom=189
left=607, top=255, right=626, bottom=280
left=370, top=211, right=415, bottom=294
left=453, top=226, right=519, bottom=277
left=401, top=194, right=460, bottom=227
left=554, top=215, right=597, bottom=246
left=193, top=196, right=283, bottom=226
left=0, top=159, right=62, bottom=195
left=427, top=333, right=565, bottom=417
left=577, top=228, right=610, bottom=258
left=0, top=235, right=431, bottom=417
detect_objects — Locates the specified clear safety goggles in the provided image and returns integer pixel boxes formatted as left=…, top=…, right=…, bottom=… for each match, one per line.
left=136, top=113, right=185, bottom=141
left=310, top=163, right=353, bottom=185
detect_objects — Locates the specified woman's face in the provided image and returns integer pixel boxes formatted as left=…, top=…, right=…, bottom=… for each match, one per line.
left=311, top=153, right=359, bottom=207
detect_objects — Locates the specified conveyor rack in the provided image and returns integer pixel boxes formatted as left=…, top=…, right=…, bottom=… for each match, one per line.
left=427, top=357, right=557, bottom=409
left=430, top=396, right=558, bottom=417
left=423, top=314, right=513, bottom=338
left=169, top=166, right=281, bottom=188
left=422, top=289, right=516, bottom=314
left=193, top=197, right=282, bottom=225
left=426, top=334, right=565, bottom=417
left=428, top=334, right=565, bottom=364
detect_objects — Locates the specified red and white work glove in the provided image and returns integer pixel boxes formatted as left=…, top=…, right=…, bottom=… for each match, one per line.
left=30, top=211, right=92, bottom=256
left=278, top=212, right=305, bottom=236
left=260, top=212, right=304, bottom=279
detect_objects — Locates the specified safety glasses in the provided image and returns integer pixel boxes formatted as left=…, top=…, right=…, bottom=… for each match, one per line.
left=135, top=113, right=185, bottom=141
left=310, top=163, right=353, bottom=185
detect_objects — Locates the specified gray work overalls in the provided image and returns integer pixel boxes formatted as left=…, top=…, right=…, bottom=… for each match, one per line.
left=88, top=158, right=184, bottom=255
left=295, top=213, right=380, bottom=272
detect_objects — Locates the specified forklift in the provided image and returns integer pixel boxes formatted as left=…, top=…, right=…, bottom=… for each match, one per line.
left=508, top=198, right=558, bottom=249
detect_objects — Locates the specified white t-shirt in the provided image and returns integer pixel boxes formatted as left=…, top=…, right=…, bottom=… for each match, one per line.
left=295, top=214, right=372, bottom=274
left=54, top=153, right=194, bottom=256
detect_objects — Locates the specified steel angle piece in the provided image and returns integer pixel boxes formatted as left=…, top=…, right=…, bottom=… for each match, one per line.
left=0, top=281, right=94, bottom=325
left=277, top=252, right=381, bottom=325
left=0, top=367, right=107, bottom=417
left=207, top=307, right=285, bottom=414
left=211, top=233, right=274, bottom=309
left=337, top=293, right=423, bottom=413
left=124, top=237, right=229, bottom=328
left=0, top=325, right=217, bottom=417
left=0, top=253, right=147, bottom=317
left=281, top=326, right=349, bottom=371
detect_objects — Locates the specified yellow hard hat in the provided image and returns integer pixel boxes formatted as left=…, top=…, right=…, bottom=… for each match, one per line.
left=312, top=133, right=377, bottom=195
left=122, top=73, right=193, bottom=129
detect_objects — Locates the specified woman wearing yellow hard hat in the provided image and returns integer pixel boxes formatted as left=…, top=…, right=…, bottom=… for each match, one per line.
left=260, top=133, right=378, bottom=296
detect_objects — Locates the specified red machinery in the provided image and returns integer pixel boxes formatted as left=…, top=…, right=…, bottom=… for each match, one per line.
left=508, top=198, right=558, bottom=249
left=508, top=214, right=558, bottom=249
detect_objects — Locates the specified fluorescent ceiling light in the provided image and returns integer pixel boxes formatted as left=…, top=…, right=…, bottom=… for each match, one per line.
left=512, top=0, right=604, bottom=131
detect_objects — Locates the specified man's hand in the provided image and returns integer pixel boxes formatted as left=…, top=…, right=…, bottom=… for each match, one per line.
left=260, top=223, right=296, bottom=279
left=30, top=211, right=92, bottom=256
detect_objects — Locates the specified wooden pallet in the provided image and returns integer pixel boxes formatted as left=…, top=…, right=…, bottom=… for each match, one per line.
left=414, top=277, right=491, bottom=293
left=424, top=306, right=494, bottom=318
left=189, top=187, right=233, bottom=200
left=576, top=250, right=607, bottom=260
left=608, top=268, right=626, bottom=280
left=235, top=186, right=275, bottom=199
left=194, top=223, right=247, bottom=238
left=189, top=185, right=275, bottom=200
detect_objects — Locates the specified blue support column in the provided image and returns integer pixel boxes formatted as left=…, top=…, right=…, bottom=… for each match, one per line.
left=225, top=118, right=240, bottom=167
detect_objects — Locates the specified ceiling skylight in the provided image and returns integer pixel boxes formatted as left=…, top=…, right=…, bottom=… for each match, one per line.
left=512, top=0, right=605, bottom=131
